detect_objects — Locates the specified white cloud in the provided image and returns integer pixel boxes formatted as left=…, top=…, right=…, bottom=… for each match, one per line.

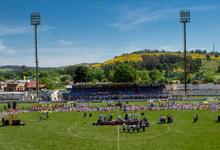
left=0, top=25, right=30, bottom=36
left=0, top=44, right=113, bottom=67
left=111, top=4, right=216, bottom=31
left=58, top=39, right=74, bottom=46
left=189, top=6, right=216, bottom=11
left=0, top=24, right=54, bottom=37
left=0, top=40, right=17, bottom=54
left=39, top=24, right=55, bottom=32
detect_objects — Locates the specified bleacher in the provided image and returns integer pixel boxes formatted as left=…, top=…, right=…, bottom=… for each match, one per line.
left=0, top=92, right=26, bottom=101
left=167, top=84, right=220, bottom=97
left=64, top=83, right=168, bottom=101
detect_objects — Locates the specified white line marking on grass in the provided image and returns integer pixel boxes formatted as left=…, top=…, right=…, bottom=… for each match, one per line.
left=117, top=125, right=120, bottom=150
left=117, top=106, right=120, bottom=150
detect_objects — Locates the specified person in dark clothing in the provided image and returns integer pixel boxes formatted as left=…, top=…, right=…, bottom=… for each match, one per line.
left=83, top=112, right=87, bottom=118
left=142, top=122, right=146, bottom=132
left=124, top=113, right=128, bottom=121
left=2, top=117, right=4, bottom=126
left=159, top=115, right=166, bottom=124
left=109, top=112, right=113, bottom=121
left=193, top=114, right=198, bottom=123
left=167, top=114, right=173, bottom=123
left=143, top=116, right=148, bottom=122
left=136, top=122, right=140, bottom=132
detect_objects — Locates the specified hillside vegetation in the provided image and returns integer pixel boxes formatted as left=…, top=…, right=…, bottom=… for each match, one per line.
left=101, top=52, right=220, bottom=66
left=1, top=49, right=220, bottom=89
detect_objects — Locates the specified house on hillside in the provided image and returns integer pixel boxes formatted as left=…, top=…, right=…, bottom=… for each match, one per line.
left=25, top=80, right=45, bottom=91
left=5, top=80, right=26, bottom=92
left=4, top=80, right=45, bottom=92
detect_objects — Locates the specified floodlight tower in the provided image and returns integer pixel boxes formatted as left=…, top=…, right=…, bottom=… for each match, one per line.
left=213, top=42, right=216, bottom=53
left=180, top=10, right=190, bottom=97
left=31, top=12, right=41, bottom=100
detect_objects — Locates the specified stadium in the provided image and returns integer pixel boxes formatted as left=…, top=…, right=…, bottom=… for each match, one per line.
left=1, top=83, right=220, bottom=150
left=1, top=1, right=220, bottom=150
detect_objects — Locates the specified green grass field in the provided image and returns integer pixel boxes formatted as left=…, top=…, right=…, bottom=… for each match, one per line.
left=0, top=109, right=220, bottom=150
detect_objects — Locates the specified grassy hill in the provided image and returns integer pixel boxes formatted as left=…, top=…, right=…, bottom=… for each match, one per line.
left=1, top=50, right=220, bottom=85
left=90, top=50, right=220, bottom=82
left=102, top=52, right=220, bottom=66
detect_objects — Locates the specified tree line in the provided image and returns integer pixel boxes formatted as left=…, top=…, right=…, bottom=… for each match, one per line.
left=0, top=53, right=214, bottom=89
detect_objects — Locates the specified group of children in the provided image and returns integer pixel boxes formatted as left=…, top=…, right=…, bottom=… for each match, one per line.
left=121, top=120, right=148, bottom=133
left=159, top=114, right=174, bottom=124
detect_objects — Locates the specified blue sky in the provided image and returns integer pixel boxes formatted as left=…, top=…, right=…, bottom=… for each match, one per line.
left=0, top=0, right=219, bottom=67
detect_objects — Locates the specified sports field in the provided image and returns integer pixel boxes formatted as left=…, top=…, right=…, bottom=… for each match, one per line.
left=0, top=109, right=220, bottom=150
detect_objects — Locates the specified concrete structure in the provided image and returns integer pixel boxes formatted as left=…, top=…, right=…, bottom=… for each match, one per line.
left=167, top=84, right=220, bottom=97
left=0, top=92, right=26, bottom=101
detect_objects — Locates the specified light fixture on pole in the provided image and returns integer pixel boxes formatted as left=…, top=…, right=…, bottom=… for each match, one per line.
left=180, top=10, right=190, bottom=97
left=30, top=12, right=41, bottom=100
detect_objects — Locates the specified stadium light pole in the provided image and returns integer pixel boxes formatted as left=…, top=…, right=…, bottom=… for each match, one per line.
left=180, top=10, right=190, bottom=98
left=31, top=12, right=41, bottom=100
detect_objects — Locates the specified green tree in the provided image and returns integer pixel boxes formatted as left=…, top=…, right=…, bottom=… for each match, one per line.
left=141, top=55, right=159, bottom=70
left=74, top=66, right=89, bottom=83
left=19, top=65, right=34, bottom=79
left=64, top=65, right=77, bottom=76
left=60, top=74, right=72, bottom=83
left=149, top=69, right=165, bottom=83
left=41, top=77, right=61, bottom=89
left=87, top=68, right=105, bottom=82
left=0, top=76, right=5, bottom=81
left=190, top=59, right=202, bottom=73
left=136, top=70, right=150, bottom=84
left=203, top=71, right=214, bottom=83
left=113, top=63, right=137, bottom=83
left=159, top=63, right=169, bottom=71
left=206, top=54, right=211, bottom=61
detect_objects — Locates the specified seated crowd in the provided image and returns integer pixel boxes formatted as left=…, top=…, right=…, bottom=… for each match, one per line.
left=1, top=101, right=220, bottom=114
left=121, top=102, right=220, bottom=111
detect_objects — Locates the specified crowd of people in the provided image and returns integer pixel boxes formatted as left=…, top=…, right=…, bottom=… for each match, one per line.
left=27, top=103, right=116, bottom=112
left=1, top=101, right=218, bottom=129
left=1, top=101, right=220, bottom=114
left=94, top=111, right=150, bottom=133
left=121, top=102, right=220, bottom=111
left=97, top=112, right=146, bottom=122
left=121, top=121, right=148, bottom=133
